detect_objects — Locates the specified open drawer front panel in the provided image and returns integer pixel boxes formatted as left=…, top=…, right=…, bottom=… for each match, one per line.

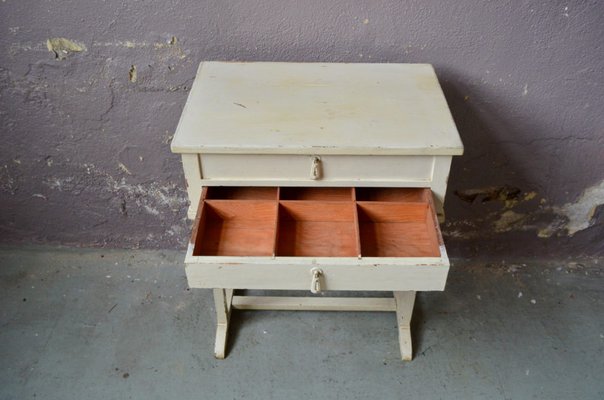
left=185, top=187, right=449, bottom=291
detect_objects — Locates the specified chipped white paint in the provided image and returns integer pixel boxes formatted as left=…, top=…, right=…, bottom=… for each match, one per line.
left=522, top=84, right=528, bottom=96
left=555, top=179, right=604, bottom=235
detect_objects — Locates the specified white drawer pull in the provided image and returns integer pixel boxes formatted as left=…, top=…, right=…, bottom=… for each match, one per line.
left=310, top=156, right=321, bottom=180
left=310, top=268, right=323, bottom=294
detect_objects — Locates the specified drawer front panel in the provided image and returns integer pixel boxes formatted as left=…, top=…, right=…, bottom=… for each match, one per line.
left=185, top=259, right=448, bottom=291
left=185, top=186, right=449, bottom=292
left=200, top=154, right=434, bottom=183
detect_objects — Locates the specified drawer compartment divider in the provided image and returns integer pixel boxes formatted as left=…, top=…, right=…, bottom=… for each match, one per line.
left=271, top=187, right=281, bottom=258
left=352, top=189, right=362, bottom=259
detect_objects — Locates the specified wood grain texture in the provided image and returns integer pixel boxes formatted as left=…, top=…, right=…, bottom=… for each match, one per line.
left=278, top=201, right=355, bottom=222
left=357, top=201, right=440, bottom=257
left=277, top=221, right=358, bottom=257
left=356, top=202, right=429, bottom=222
left=194, top=200, right=277, bottom=256
left=189, top=187, right=208, bottom=246
left=353, top=199, right=362, bottom=258
left=277, top=201, right=357, bottom=256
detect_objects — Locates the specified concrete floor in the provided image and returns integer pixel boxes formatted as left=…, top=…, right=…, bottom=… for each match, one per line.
left=0, top=247, right=602, bottom=400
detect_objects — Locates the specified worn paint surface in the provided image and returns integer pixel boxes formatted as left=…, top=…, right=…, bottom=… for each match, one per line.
left=0, top=1, right=602, bottom=255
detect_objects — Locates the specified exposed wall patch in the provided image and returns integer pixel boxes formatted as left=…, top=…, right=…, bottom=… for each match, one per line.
left=454, top=185, right=523, bottom=208
left=493, top=210, right=527, bottom=233
left=46, top=38, right=86, bottom=59
left=128, top=65, right=137, bottom=83
left=555, top=180, right=604, bottom=236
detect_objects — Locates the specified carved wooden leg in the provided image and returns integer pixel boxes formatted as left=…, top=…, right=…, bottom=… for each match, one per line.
left=213, top=288, right=233, bottom=359
left=393, top=291, right=416, bottom=361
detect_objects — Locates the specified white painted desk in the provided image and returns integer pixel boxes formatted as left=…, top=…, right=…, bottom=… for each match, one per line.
left=171, top=61, right=463, bottom=360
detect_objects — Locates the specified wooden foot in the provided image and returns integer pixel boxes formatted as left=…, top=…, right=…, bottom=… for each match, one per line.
left=394, top=291, right=416, bottom=361
left=213, top=289, right=233, bottom=359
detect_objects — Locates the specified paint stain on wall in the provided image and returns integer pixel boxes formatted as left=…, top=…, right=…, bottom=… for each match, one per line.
left=128, top=65, right=137, bottom=83
left=46, top=38, right=86, bottom=59
left=493, top=210, right=527, bottom=233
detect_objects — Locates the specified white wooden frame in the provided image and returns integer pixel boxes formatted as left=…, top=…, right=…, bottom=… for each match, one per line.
left=185, top=251, right=449, bottom=291
left=213, top=290, right=416, bottom=360
left=174, top=62, right=464, bottom=362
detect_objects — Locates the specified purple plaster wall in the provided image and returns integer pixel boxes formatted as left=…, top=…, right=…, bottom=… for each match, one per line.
left=1, top=1, right=602, bottom=256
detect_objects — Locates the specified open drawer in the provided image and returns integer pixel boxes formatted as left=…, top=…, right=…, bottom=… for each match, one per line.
left=184, top=187, right=449, bottom=291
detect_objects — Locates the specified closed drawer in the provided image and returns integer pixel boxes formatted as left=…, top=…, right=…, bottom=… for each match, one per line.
left=200, top=154, right=435, bottom=185
left=184, top=187, right=449, bottom=292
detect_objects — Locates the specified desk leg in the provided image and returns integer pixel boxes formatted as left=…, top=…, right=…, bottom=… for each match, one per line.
left=213, top=288, right=233, bottom=359
left=394, top=291, right=416, bottom=361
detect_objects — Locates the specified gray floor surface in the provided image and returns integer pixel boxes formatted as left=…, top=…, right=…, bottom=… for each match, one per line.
left=0, top=246, right=602, bottom=400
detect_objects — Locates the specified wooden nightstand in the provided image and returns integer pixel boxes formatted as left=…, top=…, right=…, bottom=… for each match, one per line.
left=171, top=62, right=463, bottom=360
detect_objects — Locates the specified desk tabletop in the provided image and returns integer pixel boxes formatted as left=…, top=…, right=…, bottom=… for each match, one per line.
left=171, top=62, right=463, bottom=156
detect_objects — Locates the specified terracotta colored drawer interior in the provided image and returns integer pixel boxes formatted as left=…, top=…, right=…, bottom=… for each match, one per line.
left=191, top=187, right=441, bottom=258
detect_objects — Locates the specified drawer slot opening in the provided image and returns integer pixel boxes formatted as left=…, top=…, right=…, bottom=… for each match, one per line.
left=276, top=202, right=359, bottom=257
left=354, top=187, right=427, bottom=202
left=205, top=186, right=278, bottom=200
left=193, top=200, right=277, bottom=256
left=279, top=187, right=353, bottom=201
left=357, top=202, right=440, bottom=257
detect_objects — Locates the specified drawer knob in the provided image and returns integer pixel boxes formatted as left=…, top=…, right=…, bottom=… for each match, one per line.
left=310, top=156, right=322, bottom=180
left=310, top=267, right=323, bottom=294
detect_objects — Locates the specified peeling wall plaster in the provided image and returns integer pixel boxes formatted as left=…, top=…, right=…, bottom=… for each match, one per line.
left=0, top=1, right=602, bottom=255
left=446, top=180, right=603, bottom=243
left=46, top=38, right=86, bottom=60
left=550, top=180, right=604, bottom=236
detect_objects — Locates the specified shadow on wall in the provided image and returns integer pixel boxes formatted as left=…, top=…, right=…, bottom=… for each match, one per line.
left=437, top=70, right=603, bottom=258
